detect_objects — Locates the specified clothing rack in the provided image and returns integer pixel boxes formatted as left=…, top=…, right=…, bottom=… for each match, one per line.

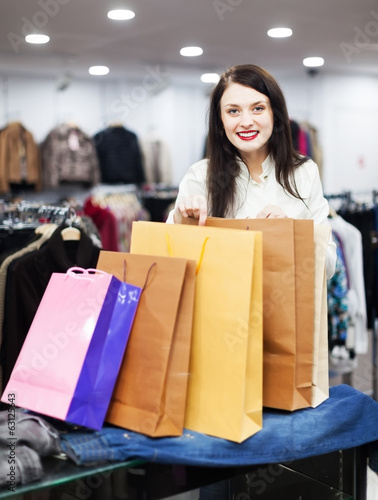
left=0, top=201, right=72, bottom=232
left=83, top=186, right=150, bottom=252
left=325, top=190, right=377, bottom=208
left=90, top=183, right=139, bottom=196
left=326, top=190, right=378, bottom=400
left=373, top=190, right=378, bottom=205
left=325, top=191, right=352, bottom=202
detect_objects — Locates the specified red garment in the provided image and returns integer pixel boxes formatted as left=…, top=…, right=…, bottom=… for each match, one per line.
left=298, top=127, right=308, bottom=156
left=83, top=197, right=119, bottom=251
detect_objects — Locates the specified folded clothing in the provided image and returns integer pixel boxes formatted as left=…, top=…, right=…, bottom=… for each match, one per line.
left=0, top=446, right=43, bottom=486
left=0, top=409, right=61, bottom=456
left=0, top=409, right=61, bottom=486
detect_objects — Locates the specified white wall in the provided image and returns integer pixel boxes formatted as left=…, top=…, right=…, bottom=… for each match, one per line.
left=1, top=71, right=377, bottom=196
left=0, top=73, right=208, bottom=186
left=279, top=71, right=378, bottom=198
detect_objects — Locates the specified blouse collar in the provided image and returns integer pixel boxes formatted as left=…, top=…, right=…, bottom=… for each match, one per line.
left=237, top=154, right=275, bottom=182
left=261, top=154, right=275, bottom=180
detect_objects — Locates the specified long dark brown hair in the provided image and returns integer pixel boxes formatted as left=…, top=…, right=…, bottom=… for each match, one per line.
left=206, top=64, right=307, bottom=217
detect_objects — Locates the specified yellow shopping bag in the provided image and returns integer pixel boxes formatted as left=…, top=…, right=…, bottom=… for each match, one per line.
left=130, top=221, right=263, bottom=443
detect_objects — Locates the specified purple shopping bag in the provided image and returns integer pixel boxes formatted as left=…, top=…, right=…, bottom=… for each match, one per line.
left=1, top=267, right=141, bottom=430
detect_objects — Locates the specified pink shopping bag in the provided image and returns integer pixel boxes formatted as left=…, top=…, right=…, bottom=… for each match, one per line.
left=1, top=267, right=142, bottom=430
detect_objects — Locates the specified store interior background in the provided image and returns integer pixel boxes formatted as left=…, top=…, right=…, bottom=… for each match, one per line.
left=0, top=1, right=377, bottom=398
left=1, top=0, right=378, bottom=195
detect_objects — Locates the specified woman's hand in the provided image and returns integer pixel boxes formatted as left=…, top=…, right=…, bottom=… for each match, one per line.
left=173, top=195, right=208, bottom=225
left=256, top=204, right=288, bottom=219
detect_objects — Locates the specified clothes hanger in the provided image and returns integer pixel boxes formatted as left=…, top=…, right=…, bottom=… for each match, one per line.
left=108, top=121, right=124, bottom=128
left=35, top=223, right=58, bottom=238
left=61, top=225, right=81, bottom=241
left=328, top=206, right=337, bottom=218
left=61, top=208, right=81, bottom=241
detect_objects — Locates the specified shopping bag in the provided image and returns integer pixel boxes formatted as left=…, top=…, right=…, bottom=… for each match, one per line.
left=130, top=221, right=263, bottom=443
left=96, top=252, right=196, bottom=437
left=184, top=216, right=318, bottom=411
left=1, top=267, right=142, bottom=430
left=312, top=224, right=331, bottom=407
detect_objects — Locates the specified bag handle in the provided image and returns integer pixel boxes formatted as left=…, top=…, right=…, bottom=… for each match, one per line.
left=142, top=262, right=156, bottom=290
left=165, top=233, right=209, bottom=275
left=65, top=267, right=108, bottom=281
left=122, top=259, right=156, bottom=291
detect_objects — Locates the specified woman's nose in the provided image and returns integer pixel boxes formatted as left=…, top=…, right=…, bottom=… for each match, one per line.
left=240, top=111, right=254, bottom=128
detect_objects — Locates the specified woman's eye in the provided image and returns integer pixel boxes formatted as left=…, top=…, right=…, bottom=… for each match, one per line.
left=228, top=109, right=238, bottom=115
left=253, top=106, right=264, bottom=112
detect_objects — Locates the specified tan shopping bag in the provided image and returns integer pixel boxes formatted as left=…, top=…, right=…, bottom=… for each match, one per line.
left=184, top=217, right=319, bottom=411
left=130, top=221, right=263, bottom=443
left=97, top=252, right=196, bottom=437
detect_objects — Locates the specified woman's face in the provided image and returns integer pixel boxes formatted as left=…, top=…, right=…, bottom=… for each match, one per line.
left=220, top=82, right=274, bottom=163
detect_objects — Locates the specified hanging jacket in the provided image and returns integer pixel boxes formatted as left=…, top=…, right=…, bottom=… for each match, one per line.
left=41, top=124, right=101, bottom=188
left=1, top=225, right=100, bottom=389
left=94, top=126, right=145, bottom=185
left=0, top=122, right=42, bottom=193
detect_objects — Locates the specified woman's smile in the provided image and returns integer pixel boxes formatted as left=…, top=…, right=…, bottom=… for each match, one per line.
left=237, top=130, right=259, bottom=140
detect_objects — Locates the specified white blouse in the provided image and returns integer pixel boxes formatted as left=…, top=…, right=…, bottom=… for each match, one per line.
left=167, top=155, right=336, bottom=278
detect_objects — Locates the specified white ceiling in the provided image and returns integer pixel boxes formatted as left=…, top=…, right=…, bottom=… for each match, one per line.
left=1, top=0, right=378, bottom=84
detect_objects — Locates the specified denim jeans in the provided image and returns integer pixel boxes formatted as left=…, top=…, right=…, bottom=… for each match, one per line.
left=60, top=385, right=378, bottom=468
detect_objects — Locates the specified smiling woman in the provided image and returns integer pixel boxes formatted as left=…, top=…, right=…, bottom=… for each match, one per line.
left=166, top=63, right=337, bottom=280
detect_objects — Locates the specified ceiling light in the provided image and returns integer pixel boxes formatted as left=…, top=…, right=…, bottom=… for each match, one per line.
left=267, top=27, right=292, bottom=38
left=180, top=46, right=203, bottom=57
left=303, top=57, right=324, bottom=67
left=201, top=73, right=220, bottom=84
left=107, top=9, right=135, bottom=20
left=25, top=34, right=50, bottom=44
left=89, top=65, right=110, bottom=76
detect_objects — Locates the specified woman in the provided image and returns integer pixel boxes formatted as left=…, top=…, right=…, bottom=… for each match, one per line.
left=167, top=64, right=336, bottom=278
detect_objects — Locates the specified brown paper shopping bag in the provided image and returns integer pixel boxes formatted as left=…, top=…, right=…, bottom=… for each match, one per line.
left=184, top=217, right=317, bottom=411
left=97, top=251, right=196, bottom=437
left=130, top=221, right=263, bottom=443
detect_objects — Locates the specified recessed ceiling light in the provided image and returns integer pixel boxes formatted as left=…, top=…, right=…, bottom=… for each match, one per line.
left=303, top=57, right=324, bottom=67
left=201, top=73, right=220, bottom=84
left=180, top=46, right=203, bottom=57
left=89, top=65, right=110, bottom=76
left=25, top=34, right=50, bottom=44
left=107, top=9, right=135, bottom=20
left=267, top=27, right=292, bottom=38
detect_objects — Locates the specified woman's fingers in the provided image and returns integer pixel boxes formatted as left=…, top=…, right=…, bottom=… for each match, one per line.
left=177, top=195, right=208, bottom=225
left=255, top=204, right=287, bottom=219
